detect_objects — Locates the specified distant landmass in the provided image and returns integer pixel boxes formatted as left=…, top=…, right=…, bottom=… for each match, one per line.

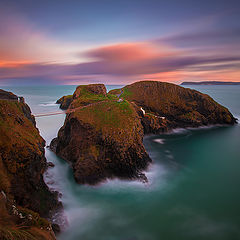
left=181, top=81, right=240, bottom=85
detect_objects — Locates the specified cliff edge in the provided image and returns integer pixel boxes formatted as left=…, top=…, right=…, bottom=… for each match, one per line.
left=0, top=90, right=61, bottom=240
left=51, top=84, right=150, bottom=184
left=51, top=81, right=236, bottom=185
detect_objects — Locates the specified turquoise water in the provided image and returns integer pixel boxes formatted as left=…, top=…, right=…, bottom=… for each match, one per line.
left=1, top=85, right=240, bottom=240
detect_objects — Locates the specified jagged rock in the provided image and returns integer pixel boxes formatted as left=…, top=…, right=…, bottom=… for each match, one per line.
left=0, top=89, right=18, bottom=100
left=56, top=95, right=73, bottom=110
left=73, top=84, right=107, bottom=99
left=116, top=81, right=237, bottom=130
left=51, top=81, right=236, bottom=185
left=51, top=85, right=151, bottom=184
left=0, top=89, right=62, bottom=239
left=47, top=162, right=55, bottom=168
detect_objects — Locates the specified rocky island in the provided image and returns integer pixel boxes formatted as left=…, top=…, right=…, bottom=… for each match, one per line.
left=51, top=81, right=236, bottom=185
left=0, top=90, right=61, bottom=240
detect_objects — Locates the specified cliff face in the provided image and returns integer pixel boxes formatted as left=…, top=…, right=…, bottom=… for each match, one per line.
left=52, top=84, right=150, bottom=184
left=117, top=81, right=236, bottom=130
left=52, top=81, right=236, bottom=185
left=0, top=90, right=60, bottom=240
left=56, top=84, right=107, bottom=110
left=56, top=95, right=73, bottom=110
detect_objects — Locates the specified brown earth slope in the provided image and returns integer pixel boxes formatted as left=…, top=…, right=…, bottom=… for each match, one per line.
left=52, top=84, right=150, bottom=184
left=0, top=90, right=61, bottom=240
left=116, top=81, right=236, bottom=130
left=52, top=81, right=236, bottom=185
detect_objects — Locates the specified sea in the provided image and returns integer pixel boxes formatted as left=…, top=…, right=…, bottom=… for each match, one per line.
left=1, top=84, right=240, bottom=240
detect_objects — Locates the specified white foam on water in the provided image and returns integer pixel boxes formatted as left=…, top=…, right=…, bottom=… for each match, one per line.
left=166, top=154, right=174, bottom=159
left=39, top=101, right=57, bottom=107
left=97, top=162, right=169, bottom=193
left=168, top=128, right=190, bottom=135
left=153, top=138, right=165, bottom=144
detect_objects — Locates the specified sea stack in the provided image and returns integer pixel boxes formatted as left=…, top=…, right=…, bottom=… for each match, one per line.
left=51, top=84, right=151, bottom=184
left=51, top=81, right=236, bottom=185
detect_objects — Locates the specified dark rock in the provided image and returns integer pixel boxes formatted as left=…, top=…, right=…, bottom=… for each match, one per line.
left=0, top=90, right=61, bottom=239
left=120, top=81, right=236, bottom=130
left=52, top=223, right=61, bottom=234
left=73, top=84, right=107, bottom=99
left=52, top=81, right=237, bottom=185
left=47, top=162, right=55, bottom=168
left=56, top=95, right=73, bottom=110
left=0, top=89, right=18, bottom=100
left=51, top=96, right=151, bottom=185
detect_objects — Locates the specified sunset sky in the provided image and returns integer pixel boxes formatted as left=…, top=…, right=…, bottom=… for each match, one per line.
left=0, top=0, right=240, bottom=85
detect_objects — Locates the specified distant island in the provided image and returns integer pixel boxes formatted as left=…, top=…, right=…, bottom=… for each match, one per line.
left=181, top=81, right=240, bottom=85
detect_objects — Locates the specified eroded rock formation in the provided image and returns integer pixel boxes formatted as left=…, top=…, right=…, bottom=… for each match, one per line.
left=52, top=81, right=236, bottom=185
left=0, top=89, right=61, bottom=240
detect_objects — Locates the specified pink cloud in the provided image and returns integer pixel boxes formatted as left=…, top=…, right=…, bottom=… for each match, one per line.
left=0, top=9, right=86, bottom=64
left=86, top=42, right=175, bottom=62
left=0, top=13, right=239, bottom=86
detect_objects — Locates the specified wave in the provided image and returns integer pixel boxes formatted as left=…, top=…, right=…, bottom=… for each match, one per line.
left=39, top=101, right=57, bottom=107
left=96, top=162, right=169, bottom=193
left=164, top=124, right=226, bottom=135
left=153, top=138, right=165, bottom=144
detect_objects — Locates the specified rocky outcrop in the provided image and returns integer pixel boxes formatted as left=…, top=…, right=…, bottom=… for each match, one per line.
left=56, top=84, right=108, bottom=110
left=0, top=89, right=19, bottom=100
left=116, top=81, right=237, bottom=130
left=0, top=90, right=61, bottom=239
left=0, top=191, right=56, bottom=240
left=51, top=85, right=150, bottom=184
left=51, top=81, right=236, bottom=185
left=73, top=84, right=107, bottom=99
left=56, top=95, right=73, bottom=110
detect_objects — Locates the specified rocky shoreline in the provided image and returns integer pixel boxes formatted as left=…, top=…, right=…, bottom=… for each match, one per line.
left=51, top=81, right=237, bottom=185
left=0, top=89, right=62, bottom=239
left=0, top=82, right=237, bottom=239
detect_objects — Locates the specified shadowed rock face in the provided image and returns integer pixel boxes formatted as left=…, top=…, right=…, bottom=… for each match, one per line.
left=119, top=81, right=237, bottom=129
left=51, top=81, right=237, bottom=185
left=73, top=84, right=107, bottom=99
left=0, top=89, right=18, bottom=100
left=56, top=95, right=73, bottom=110
left=56, top=84, right=107, bottom=110
left=52, top=85, right=151, bottom=184
left=0, top=90, right=61, bottom=239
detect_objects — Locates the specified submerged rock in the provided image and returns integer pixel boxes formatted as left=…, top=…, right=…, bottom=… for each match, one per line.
left=0, top=89, right=61, bottom=239
left=51, top=81, right=236, bottom=185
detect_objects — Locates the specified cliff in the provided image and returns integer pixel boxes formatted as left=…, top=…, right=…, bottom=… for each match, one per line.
left=52, top=81, right=236, bottom=185
left=0, top=90, right=61, bottom=240
left=52, top=84, right=150, bottom=184
left=116, top=81, right=236, bottom=129
left=56, top=95, right=73, bottom=110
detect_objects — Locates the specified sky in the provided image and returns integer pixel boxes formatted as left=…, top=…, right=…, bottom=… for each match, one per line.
left=0, top=0, right=240, bottom=85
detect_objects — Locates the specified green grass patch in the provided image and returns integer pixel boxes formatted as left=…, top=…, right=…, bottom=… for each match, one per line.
left=121, top=87, right=133, bottom=99
left=74, top=100, right=134, bottom=131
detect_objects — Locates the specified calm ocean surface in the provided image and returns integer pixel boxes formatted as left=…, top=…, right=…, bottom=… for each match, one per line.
left=1, top=84, right=240, bottom=240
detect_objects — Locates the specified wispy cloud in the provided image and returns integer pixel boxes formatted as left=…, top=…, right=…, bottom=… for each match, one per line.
left=0, top=9, right=87, bottom=64
left=0, top=8, right=239, bottom=85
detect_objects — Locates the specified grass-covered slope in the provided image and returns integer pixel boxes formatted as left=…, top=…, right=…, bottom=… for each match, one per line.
left=51, top=84, right=151, bottom=184
left=56, top=95, right=73, bottom=110
left=0, top=90, right=60, bottom=240
left=112, top=81, right=236, bottom=128
left=52, top=81, right=236, bottom=185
